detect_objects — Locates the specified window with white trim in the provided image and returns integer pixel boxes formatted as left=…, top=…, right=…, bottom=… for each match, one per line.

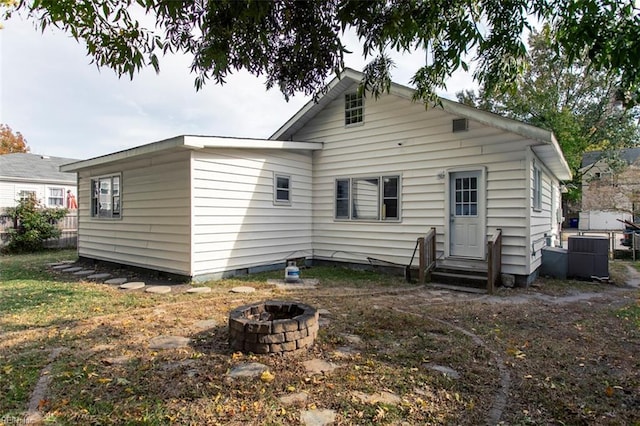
left=533, top=166, right=542, bottom=210
left=91, top=174, right=121, bottom=218
left=48, top=187, right=64, bottom=207
left=17, top=190, right=36, bottom=202
left=274, top=174, right=291, bottom=205
left=335, top=175, right=400, bottom=221
left=345, top=92, right=363, bottom=126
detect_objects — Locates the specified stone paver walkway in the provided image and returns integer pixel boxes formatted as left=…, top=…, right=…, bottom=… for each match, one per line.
left=120, top=282, right=145, bottom=290
left=145, top=286, right=171, bottom=294
left=149, top=336, right=190, bottom=350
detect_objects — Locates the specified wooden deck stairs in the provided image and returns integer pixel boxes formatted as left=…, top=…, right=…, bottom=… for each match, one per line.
left=418, top=228, right=502, bottom=294
left=430, top=258, right=489, bottom=292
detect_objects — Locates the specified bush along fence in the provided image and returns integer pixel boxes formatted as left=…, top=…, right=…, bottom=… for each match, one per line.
left=0, top=203, right=78, bottom=250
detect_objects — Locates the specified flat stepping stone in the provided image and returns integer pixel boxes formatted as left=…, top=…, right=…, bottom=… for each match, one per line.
left=341, top=333, right=363, bottom=345
left=87, top=273, right=112, bottom=280
left=61, top=267, right=83, bottom=272
left=352, top=390, right=402, bottom=406
left=187, top=286, right=212, bottom=294
left=149, top=336, right=190, bottom=350
left=105, top=278, right=128, bottom=285
left=425, top=364, right=461, bottom=379
left=230, top=286, right=255, bottom=294
left=279, top=392, right=308, bottom=406
left=300, top=409, right=336, bottom=426
left=49, top=261, right=74, bottom=267
left=145, top=286, right=171, bottom=294
left=227, top=362, right=268, bottom=379
left=303, top=359, right=339, bottom=375
left=102, top=356, right=132, bottom=365
left=73, top=270, right=96, bottom=276
left=194, top=319, right=217, bottom=329
left=333, top=346, right=359, bottom=358
left=120, top=282, right=146, bottom=290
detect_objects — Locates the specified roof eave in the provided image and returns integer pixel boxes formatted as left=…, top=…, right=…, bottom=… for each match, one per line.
left=60, top=135, right=323, bottom=172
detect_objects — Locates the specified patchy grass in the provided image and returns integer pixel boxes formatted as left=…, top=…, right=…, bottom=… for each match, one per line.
left=1, top=252, right=638, bottom=424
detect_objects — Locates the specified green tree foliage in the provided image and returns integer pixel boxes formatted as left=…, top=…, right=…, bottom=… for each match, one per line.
left=3, top=1, right=639, bottom=103
left=456, top=25, right=640, bottom=200
left=4, top=195, right=68, bottom=253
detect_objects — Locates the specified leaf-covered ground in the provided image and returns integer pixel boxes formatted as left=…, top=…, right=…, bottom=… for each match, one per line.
left=0, top=252, right=638, bottom=425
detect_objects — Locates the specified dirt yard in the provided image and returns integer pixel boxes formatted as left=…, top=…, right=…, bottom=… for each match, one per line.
left=1, top=253, right=639, bottom=425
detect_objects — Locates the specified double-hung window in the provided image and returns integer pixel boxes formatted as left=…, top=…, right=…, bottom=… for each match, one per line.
left=532, top=166, right=542, bottom=210
left=17, top=190, right=36, bottom=202
left=274, top=174, right=291, bottom=205
left=91, top=174, right=121, bottom=218
left=335, top=175, right=400, bottom=221
left=345, top=92, right=363, bottom=126
left=48, top=187, right=64, bottom=207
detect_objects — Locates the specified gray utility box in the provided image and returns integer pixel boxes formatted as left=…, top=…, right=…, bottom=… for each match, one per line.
left=540, top=246, right=568, bottom=279
left=567, top=236, right=609, bottom=279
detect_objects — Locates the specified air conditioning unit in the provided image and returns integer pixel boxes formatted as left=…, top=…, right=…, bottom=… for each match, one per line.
left=567, top=236, right=609, bottom=279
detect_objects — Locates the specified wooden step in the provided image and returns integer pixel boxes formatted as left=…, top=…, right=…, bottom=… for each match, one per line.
left=430, top=270, right=488, bottom=289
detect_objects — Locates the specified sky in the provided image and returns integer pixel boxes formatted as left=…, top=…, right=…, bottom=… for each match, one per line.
left=0, top=13, right=477, bottom=161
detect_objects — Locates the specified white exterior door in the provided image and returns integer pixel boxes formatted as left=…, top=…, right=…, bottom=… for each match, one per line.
left=449, top=171, right=484, bottom=258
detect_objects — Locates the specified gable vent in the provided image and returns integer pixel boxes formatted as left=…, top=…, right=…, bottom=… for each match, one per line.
left=452, top=118, right=468, bottom=132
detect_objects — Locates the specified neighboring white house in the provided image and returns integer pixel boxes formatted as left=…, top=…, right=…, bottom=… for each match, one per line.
left=61, top=69, right=571, bottom=285
left=0, top=153, right=79, bottom=209
left=579, top=148, right=640, bottom=230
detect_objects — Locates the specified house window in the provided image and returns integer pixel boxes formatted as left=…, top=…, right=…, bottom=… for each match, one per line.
left=533, top=166, right=542, bottom=210
left=454, top=176, right=478, bottom=216
left=274, top=174, right=291, bottom=205
left=345, top=92, right=363, bottom=126
left=335, top=175, right=400, bottom=221
left=91, top=174, right=121, bottom=219
left=48, top=187, right=64, bottom=207
left=335, top=179, right=350, bottom=219
left=17, top=190, right=36, bottom=202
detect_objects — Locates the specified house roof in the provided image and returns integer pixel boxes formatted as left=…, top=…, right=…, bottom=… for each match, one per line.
left=60, top=135, right=323, bottom=172
left=270, top=68, right=572, bottom=181
left=581, top=147, right=640, bottom=169
left=0, top=153, right=79, bottom=183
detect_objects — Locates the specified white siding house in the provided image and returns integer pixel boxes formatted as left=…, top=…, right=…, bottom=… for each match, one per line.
left=62, top=136, right=320, bottom=280
left=271, top=70, right=571, bottom=284
left=0, top=153, right=78, bottom=209
left=62, top=69, right=571, bottom=285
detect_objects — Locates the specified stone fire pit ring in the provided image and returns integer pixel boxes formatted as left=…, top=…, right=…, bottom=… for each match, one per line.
left=229, top=300, right=319, bottom=354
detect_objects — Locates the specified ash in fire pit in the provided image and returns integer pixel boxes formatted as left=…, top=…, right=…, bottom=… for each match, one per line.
left=229, top=301, right=319, bottom=354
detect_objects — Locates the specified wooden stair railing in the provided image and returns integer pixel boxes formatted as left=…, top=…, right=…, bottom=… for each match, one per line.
left=418, top=227, right=437, bottom=284
left=487, top=228, right=502, bottom=294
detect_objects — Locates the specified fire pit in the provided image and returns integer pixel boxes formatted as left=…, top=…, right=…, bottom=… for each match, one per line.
left=228, top=301, right=319, bottom=354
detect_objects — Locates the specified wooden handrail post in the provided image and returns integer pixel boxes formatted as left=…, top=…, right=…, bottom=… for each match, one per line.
left=418, top=237, right=426, bottom=284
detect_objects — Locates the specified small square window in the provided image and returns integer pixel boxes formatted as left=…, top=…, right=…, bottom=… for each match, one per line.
left=274, top=174, right=291, bottom=205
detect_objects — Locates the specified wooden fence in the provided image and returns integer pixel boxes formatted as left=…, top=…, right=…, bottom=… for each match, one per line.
left=0, top=210, right=78, bottom=249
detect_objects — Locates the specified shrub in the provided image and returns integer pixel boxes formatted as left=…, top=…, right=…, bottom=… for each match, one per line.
left=4, top=195, right=68, bottom=253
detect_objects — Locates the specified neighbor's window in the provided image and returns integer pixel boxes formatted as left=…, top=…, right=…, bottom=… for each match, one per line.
left=48, top=187, right=64, bottom=207
left=274, top=174, right=291, bottom=205
left=345, top=92, right=363, bottom=126
left=91, top=174, right=121, bottom=218
left=335, top=175, right=400, bottom=221
left=17, top=190, right=36, bottom=202
left=533, top=166, right=542, bottom=210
